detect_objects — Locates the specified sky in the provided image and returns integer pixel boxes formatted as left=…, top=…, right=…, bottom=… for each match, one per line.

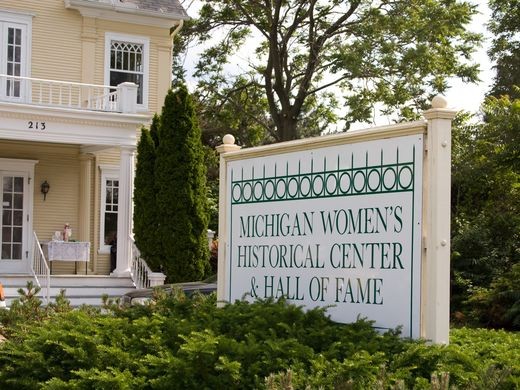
left=444, top=1, right=493, bottom=113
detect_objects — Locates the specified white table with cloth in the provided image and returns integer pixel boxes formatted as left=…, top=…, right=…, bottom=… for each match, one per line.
left=42, top=241, right=90, bottom=274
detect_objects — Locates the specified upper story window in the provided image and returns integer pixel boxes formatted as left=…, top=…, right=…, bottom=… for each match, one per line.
left=105, top=33, right=149, bottom=110
left=0, top=11, right=32, bottom=101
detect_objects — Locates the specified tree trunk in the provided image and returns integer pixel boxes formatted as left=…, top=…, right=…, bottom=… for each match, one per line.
left=278, top=116, right=299, bottom=142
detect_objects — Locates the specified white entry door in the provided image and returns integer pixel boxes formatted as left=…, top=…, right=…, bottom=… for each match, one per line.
left=1, top=171, right=31, bottom=273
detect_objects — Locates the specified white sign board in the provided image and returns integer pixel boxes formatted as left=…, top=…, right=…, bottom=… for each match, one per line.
left=224, top=134, right=423, bottom=338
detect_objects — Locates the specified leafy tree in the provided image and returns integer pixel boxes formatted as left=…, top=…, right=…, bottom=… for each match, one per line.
left=488, top=0, right=520, bottom=99
left=449, top=1, right=520, bottom=328
left=197, top=76, right=274, bottom=147
left=133, top=115, right=161, bottom=271
left=451, top=95, right=520, bottom=329
left=177, top=0, right=481, bottom=141
left=155, top=85, right=210, bottom=282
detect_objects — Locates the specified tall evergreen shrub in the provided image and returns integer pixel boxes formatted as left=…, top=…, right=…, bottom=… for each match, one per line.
left=133, top=116, right=161, bottom=271
left=155, top=85, right=209, bottom=282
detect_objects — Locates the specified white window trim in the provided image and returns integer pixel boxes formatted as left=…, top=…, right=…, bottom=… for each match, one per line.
left=98, top=165, right=119, bottom=254
left=0, top=10, right=33, bottom=101
left=0, top=158, right=37, bottom=270
left=104, top=32, right=149, bottom=111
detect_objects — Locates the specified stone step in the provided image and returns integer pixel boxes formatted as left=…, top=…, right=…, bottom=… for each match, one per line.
left=0, top=275, right=135, bottom=288
left=5, top=295, right=127, bottom=308
left=0, top=276, right=133, bottom=288
left=51, top=276, right=135, bottom=287
left=1, top=274, right=137, bottom=307
left=5, top=286, right=134, bottom=297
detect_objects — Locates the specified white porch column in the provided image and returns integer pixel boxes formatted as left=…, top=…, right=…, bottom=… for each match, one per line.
left=112, top=146, right=135, bottom=277
left=422, top=96, right=457, bottom=344
left=79, top=153, right=93, bottom=272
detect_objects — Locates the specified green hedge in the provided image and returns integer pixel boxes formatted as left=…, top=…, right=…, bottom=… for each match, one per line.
left=0, top=290, right=518, bottom=389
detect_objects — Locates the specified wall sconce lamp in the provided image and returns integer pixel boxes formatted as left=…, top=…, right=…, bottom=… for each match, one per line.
left=41, top=180, right=50, bottom=201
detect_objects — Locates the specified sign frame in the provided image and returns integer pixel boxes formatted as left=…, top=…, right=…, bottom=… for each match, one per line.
left=217, top=101, right=457, bottom=343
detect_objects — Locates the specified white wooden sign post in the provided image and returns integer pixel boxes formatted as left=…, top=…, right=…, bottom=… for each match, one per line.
left=217, top=97, right=457, bottom=344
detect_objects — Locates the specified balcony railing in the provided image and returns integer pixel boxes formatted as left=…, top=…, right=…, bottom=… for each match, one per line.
left=0, top=74, right=138, bottom=113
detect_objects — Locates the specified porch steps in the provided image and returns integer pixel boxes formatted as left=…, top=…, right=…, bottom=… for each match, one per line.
left=1, top=275, right=137, bottom=307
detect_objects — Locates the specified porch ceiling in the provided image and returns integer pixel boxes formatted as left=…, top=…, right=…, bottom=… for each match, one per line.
left=0, top=101, right=151, bottom=147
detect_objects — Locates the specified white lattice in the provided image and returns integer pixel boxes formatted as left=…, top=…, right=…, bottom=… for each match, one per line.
left=110, top=41, right=143, bottom=72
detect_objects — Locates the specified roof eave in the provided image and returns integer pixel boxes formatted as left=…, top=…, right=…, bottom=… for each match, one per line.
left=64, top=0, right=190, bottom=24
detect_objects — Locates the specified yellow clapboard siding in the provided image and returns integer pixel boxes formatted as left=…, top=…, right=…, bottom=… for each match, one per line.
left=2, top=0, right=174, bottom=113
left=3, top=0, right=83, bottom=83
left=0, top=140, right=81, bottom=274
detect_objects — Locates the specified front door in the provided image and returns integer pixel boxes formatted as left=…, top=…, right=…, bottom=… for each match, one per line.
left=1, top=171, right=31, bottom=273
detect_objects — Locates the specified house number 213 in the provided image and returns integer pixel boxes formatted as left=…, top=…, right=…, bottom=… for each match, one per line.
left=28, top=121, right=46, bottom=130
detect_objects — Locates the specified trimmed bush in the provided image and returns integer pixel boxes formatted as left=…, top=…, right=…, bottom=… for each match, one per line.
left=0, top=289, right=518, bottom=389
left=133, top=116, right=161, bottom=271
left=155, top=85, right=209, bottom=282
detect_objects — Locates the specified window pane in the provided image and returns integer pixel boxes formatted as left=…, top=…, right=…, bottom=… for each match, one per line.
left=15, top=29, right=22, bottom=45
left=3, top=177, right=12, bottom=192
left=2, top=210, right=11, bottom=225
left=15, top=46, right=21, bottom=62
left=8, top=28, right=13, bottom=44
left=110, top=49, right=116, bottom=69
left=2, top=227, right=11, bottom=242
left=13, top=81, right=20, bottom=96
left=8, top=46, right=13, bottom=61
left=13, top=227, right=22, bottom=243
left=129, top=52, right=135, bottom=71
left=136, top=53, right=142, bottom=72
left=13, top=194, right=23, bottom=209
left=106, top=187, right=112, bottom=204
left=116, top=50, right=122, bottom=69
left=135, top=74, right=143, bottom=104
left=1, top=245, right=10, bottom=259
left=113, top=188, right=118, bottom=204
left=124, top=50, right=130, bottom=70
left=12, top=244, right=22, bottom=260
left=14, top=177, right=23, bottom=192
left=110, top=72, right=143, bottom=104
left=13, top=211, right=22, bottom=226
left=3, top=194, right=11, bottom=208
left=110, top=71, right=128, bottom=87
left=104, top=213, right=118, bottom=245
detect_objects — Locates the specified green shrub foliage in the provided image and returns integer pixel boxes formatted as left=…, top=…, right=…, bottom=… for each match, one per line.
left=133, top=115, right=161, bottom=271
left=0, top=290, right=518, bottom=389
left=133, top=85, right=210, bottom=281
left=451, top=96, right=520, bottom=329
left=155, top=85, right=209, bottom=282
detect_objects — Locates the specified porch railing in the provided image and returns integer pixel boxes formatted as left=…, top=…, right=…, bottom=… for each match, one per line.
left=31, top=232, right=51, bottom=304
left=130, top=236, right=166, bottom=289
left=0, top=74, right=137, bottom=113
